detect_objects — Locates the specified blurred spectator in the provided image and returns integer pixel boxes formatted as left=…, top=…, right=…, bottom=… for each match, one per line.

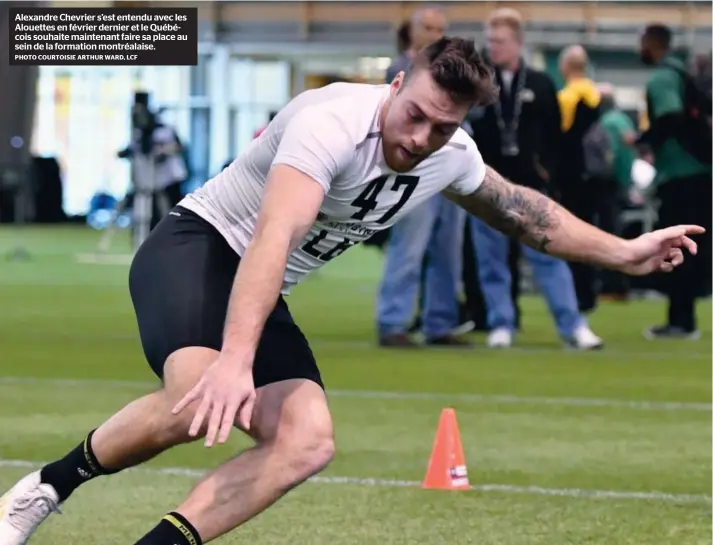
left=119, top=98, right=188, bottom=231
left=639, top=24, right=712, bottom=339
left=396, top=20, right=411, bottom=54
left=557, top=45, right=602, bottom=312
left=385, top=7, right=446, bottom=84
left=467, top=8, right=602, bottom=350
left=376, top=6, right=469, bottom=348
left=589, top=84, right=638, bottom=300
left=690, top=52, right=712, bottom=106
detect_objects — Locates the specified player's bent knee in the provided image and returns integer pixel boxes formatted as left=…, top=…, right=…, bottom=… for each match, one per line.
left=251, top=379, right=335, bottom=485
left=152, top=347, right=222, bottom=445
left=273, top=427, right=335, bottom=488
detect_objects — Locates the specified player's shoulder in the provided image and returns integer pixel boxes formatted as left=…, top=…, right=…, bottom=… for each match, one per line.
left=434, top=127, right=482, bottom=168
left=290, top=82, right=388, bottom=145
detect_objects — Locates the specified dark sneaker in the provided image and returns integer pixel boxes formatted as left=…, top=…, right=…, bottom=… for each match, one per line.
left=644, top=325, right=701, bottom=340
left=450, top=319, right=476, bottom=336
left=425, top=334, right=473, bottom=348
left=379, top=333, right=420, bottom=348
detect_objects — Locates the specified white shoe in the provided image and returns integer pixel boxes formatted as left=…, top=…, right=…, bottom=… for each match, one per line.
left=487, top=328, right=513, bottom=348
left=0, top=471, right=61, bottom=545
left=566, top=325, right=604, bottom=350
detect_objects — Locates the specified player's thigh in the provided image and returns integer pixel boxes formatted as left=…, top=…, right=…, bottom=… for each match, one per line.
left=162, top=346, right=219, bottom=404
left=249, top=302, right=331, bottom=445
left=128, top=206, right=238, bottom=382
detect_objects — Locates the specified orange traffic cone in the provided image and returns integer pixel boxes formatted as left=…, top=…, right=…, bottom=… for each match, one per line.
left=422, top=408, right=470, bottom=490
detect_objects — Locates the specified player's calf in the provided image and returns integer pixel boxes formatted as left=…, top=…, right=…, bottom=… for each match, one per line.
left=134, top=379, right=334, bottom=545
left=39, top=388, right=204, bottom=505
left=0, top=348, right=218, bottom=545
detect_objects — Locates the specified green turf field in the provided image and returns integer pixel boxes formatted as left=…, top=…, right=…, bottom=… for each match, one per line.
left=0, top=226, right=710, bottom=545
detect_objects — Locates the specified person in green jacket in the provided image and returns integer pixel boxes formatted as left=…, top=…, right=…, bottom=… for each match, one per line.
left=597, top=85, right=638, bottom=299
left=639, top=23, right=712, bottom=339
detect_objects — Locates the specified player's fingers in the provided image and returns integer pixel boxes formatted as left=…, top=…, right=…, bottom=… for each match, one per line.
left=657, top=225, right=704, bottom=242
left=238, top=391, right=256, bottom=431
left=172, top=384, right=201, bottom=415
left=217, top=398, right=241, bottom=444
left=660, top=261, right=674, bottom=273
left=668, top=247, right=684, bottom=266
left=682, top=225, right=706, bottom=235
left=678, top=235, right=698, bottom=255
left=189, top=392, right=212, bottom=437
left=204, top=398, right=225, bottom=448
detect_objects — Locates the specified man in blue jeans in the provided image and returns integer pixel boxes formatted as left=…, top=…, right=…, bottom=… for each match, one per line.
left=376, top=6, right=468, bottom=347
left=378, top=195, right=468, bottom=347
left=471, top=217, right=602, bottom=348
left=469, top=8, right=603, bottom=349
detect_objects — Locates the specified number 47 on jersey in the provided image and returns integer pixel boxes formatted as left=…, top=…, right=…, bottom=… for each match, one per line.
left=301, top=174, right=420, bottom=262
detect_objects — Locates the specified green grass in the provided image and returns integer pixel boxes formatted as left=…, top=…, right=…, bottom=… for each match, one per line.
left=0, top=226, right=710, bottom=545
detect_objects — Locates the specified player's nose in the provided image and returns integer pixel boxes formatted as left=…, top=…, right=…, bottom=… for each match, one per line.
left=410, top=127, right=430, bottom=152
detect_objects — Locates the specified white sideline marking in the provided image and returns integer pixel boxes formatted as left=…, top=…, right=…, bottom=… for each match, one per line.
left=0, top=376, right=710, bottom=412
left=0, top=459, right=708, bottom=504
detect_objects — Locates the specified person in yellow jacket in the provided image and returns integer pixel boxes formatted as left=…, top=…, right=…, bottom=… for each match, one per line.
left=557, top=45, right=602, bottom=314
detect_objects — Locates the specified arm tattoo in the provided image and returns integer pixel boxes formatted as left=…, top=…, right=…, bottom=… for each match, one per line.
left=465, top=166, right=561, bottom=253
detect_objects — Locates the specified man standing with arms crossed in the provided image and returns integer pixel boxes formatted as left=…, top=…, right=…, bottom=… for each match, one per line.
left=0, top=37, right=702, bottom=545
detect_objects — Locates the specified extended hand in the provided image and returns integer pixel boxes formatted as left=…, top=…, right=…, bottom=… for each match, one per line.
left=172, top=353, right=256, bottom=447
left=620, top=225, right=705, bottom=276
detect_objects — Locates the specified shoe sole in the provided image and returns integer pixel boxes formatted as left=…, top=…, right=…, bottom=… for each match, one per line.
left=643, top=329, right=701, bottom=341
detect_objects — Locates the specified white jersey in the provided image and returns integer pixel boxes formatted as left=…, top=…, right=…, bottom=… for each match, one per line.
left=179, top=82, right=487, bottom=293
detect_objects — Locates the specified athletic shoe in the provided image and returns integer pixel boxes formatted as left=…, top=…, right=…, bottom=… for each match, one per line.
left=0, top=470, right=61, bottom=545
left=565, top=325, right=604, bottom=350
left=487, top=328, right=513, bottom=348
left=425, top=334, right=473, bottom=348
left=644, top=325, right=701, bottom=340
left=378, top=333, right=420, bottom=348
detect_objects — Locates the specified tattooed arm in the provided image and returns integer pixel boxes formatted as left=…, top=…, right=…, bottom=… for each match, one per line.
left=446, top=165, right=631, bottom=268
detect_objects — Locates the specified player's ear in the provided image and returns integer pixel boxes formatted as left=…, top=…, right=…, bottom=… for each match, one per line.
left=390, top=71, right=405, bottom=95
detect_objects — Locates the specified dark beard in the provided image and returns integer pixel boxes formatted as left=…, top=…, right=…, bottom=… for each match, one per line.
left=640, top=51, right=656, bottom=66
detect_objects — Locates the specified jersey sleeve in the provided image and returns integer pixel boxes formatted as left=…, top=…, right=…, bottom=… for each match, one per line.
left=445, top=140, right=487, bottom=196
left=271, top=105, right=355, bottom=193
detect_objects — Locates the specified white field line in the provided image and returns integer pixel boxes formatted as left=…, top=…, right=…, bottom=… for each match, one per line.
left=0, top=459, right=708, bottom=504
left=2, top=328, right=710, bottom=361
left=0, top=376, right=709, bottom=412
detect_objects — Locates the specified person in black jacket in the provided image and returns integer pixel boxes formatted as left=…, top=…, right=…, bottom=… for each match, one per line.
left=466, top=8, right=603, bottom=349
left=557, top=45, right=602, bottom=313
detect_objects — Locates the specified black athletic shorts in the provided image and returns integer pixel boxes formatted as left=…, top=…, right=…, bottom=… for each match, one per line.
left=128, top=205, right=323, bottom=389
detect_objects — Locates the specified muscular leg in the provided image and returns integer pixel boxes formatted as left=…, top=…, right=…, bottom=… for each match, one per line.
left=38, top=348, right=219, bottom=502
left=91, top=348, right=219, bottom=468
left=157, top=378, right=334, bottom=543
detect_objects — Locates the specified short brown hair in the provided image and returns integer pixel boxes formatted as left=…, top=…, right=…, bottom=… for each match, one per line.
left=404, top=36, right=498, bottom=106
left=487, top=8, right=524, bottom=41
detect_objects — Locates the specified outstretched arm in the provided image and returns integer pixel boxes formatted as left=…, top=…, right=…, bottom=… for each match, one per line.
left=446, top=165, right=702, bottom=273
